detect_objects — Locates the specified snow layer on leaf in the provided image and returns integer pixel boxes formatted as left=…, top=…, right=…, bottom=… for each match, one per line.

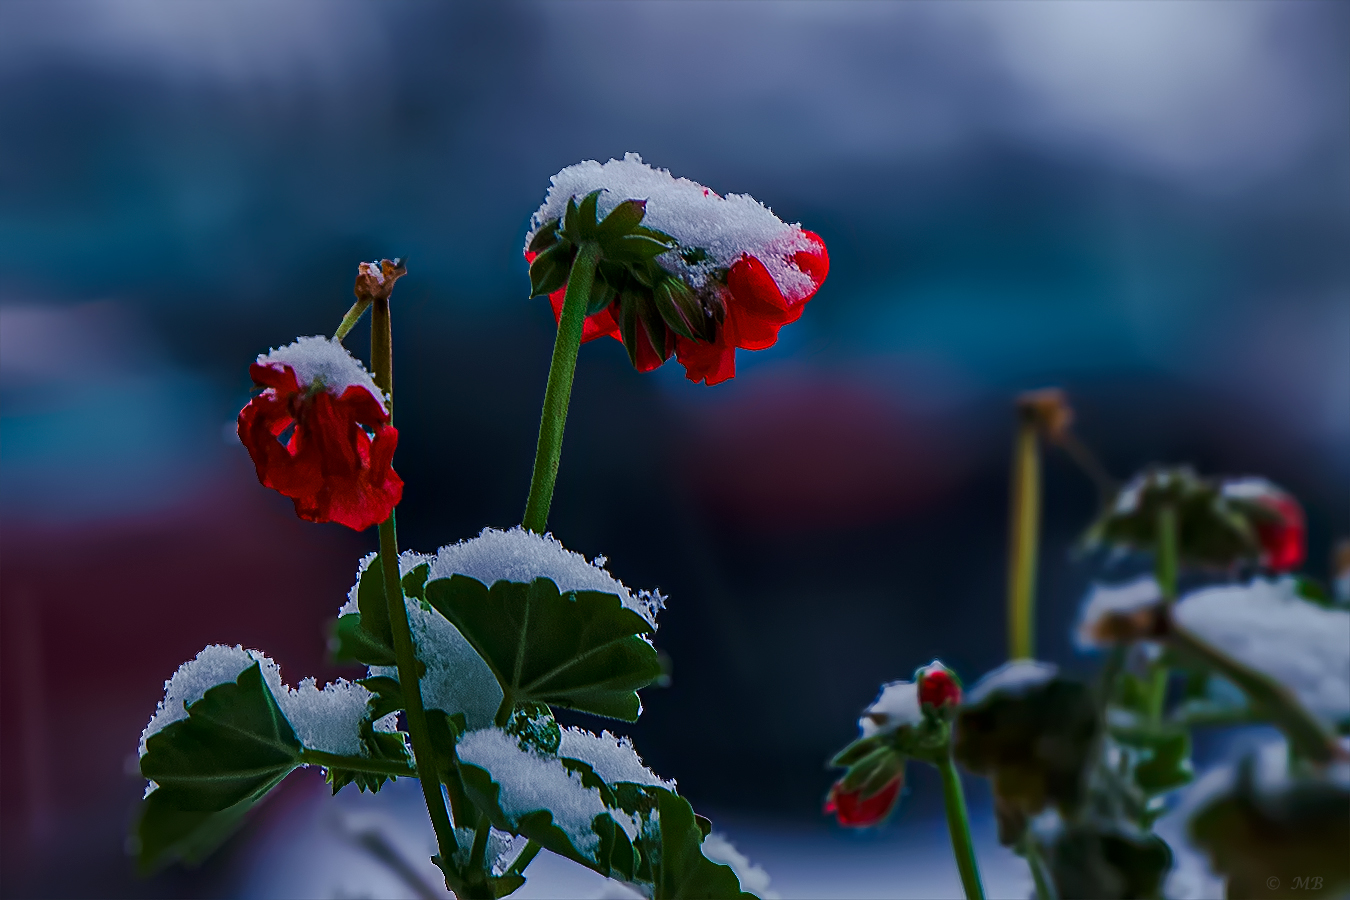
left=369, top=595, right=503, bottom=730
left=527, top=153, right=819, bottom=301
left=702, top=832, right=779, bottom=900
left=557, top=727, right=674, bottom=790
left=859, top=680, right=921, bottom=738
left=1174, top=578, right=1350, bottom=720
left=457, top=728, right=638, bottom=858
left=1076, top=575, right=1162, bottom=649
left=256, top=335, right=384, bottom=406
left=340, top=550, right=435, bottom=617
left=966, top=660, right=1059, bottom=705
left=427, top=526, right=663, bottom=628
left=1220, top=476, right=1282, bottom=501
left=140, top=644, right=375, bottom=758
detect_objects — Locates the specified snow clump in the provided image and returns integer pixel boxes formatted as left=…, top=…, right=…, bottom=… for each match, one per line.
left=966, top=660, right=1060, bottom=706
left=255, top=335, right=385, bottom=406
left=1076, top=575, right=1163, bottom=649
left=858, top=680, right=922, bottom=738
left=558, top=727, right=674, bottom=790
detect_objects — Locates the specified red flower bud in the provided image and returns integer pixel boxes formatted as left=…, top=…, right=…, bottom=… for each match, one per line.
left=237, top=337, right=402, bottom=531
left=917, top=662, right=962, bottom=710
left=824, top=774, right=903, bottom=828
left=1252, top=490, right=1306, bottom=573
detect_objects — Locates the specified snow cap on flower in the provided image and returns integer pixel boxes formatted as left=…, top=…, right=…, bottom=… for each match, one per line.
left=859, top=680, right=922, bottom=738
left=965, top=660, right=1060, bottom=706
left=255, top=335, right=385, bottom=407
left=528, top=153, right=820, bottom=300
left=427, top=526, right=664, bottom=628
left=1076, top=576, right=1165, bottom=649
left=139, top=645, right=388, bottom=763
left=1174, top=578, right=1350, bottom=721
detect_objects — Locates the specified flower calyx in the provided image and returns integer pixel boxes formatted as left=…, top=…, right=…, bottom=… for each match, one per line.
left=1084, top=466, right=1306, bottom=573
left=354, top=258, right=408, bottom=306
left=528, top=190, right=721, bottom=369
left=916, top=660, right=963, bottom=715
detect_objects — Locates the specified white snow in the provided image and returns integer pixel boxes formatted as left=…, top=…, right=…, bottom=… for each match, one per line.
left=427, top=527, right=663, bottom=628
left=1076, top=575, right=1163, bottom=649
left=527, top=153, right=819, bottom=302
left=702, top=832, right=779, bottom=900
left=255, top=335, right=385, bottom=406
left=339, top=550, right=435, bottom=617
left=965, top=660, right=1059, bottom=705
left=859, top=680, right=922, bottom=738
left=457, top=728, right=639, bottom=859
left=557, top=728, right=674, bottom=790
left=140, top=645, right=387, bottom=769
left=1174, top=578, right=1350, bottom=722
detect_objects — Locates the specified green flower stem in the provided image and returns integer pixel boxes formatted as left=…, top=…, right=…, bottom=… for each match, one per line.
left=1007, top=410, right=1042, bottom=660
left=334, top=298, right=372, bottom=342
left=1020, top=835, right=1058, bottom=900
left=1146, top=504, right=1179, bottom=723
left=522, top=241, right=600, bottom=534
left=1164, top=612, right=1343, bottom=764
left=504, top=841, right=541, bottom=879
left=300, top=748, right=417, bottom=779
left=371, top=295, right=461, bottom=883
left=937, top=755, right=986, bottom=900
left=469, top=812, right=492, bottom=874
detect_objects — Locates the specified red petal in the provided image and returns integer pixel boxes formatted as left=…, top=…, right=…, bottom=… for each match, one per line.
left=1256, top=493, right=1306, bottom=572
left=674, top=331, right=737, bottom=385
left=825, top=775, right=903, bottom=828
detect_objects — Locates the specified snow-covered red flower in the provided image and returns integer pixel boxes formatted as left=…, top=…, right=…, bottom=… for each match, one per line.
left=824, top=774, right=903, bottom=828
left=1222, top=478, right=1306, bottom=573
left=916, top=661, right=962, bottom=710
left=525, top=154, right=828, bottom=385
left=237, top=336, right=401, bottom=531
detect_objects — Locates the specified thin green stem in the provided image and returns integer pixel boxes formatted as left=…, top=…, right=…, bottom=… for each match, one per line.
left=469, top=812, right=492, bottom=873
left=370, top=295, right=460, bottom=886
left=1165, top=613, right=1342, bottom=764
left=1146, top=504, right=1179, bottom=723
left=1021, top=835, right=1058, bottom=900
left=937, top=756, right=986, bottom=900
left=334, top=298, right=372, bottom=342
left=1008, top=414, right=1041, bottom=660
left=504, top=841, right=541, bottom=879
left=300, top=748, right=417, bottom=778
left=522, top=241, right=600, bottom=534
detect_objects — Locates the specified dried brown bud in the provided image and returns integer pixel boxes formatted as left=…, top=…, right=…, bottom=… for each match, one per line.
left=354, top=258, right=408, bottom=305
left=1017, top=388, right=1074, bottom=443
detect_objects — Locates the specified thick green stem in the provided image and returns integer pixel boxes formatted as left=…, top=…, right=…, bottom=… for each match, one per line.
left=469, top=813, right=492, bottom=874
left=1146, top=504, right=1179, bottom=723
left=301, top=748, right=417, bottom=779
left=522, top=242, right=600, bottom=534
left=370, top=296, right=460, bottom=885
left=1165, top=613, right=1342, bottom=764
left=334, top=298, right=372, bottom=342
left=504, top=841, right=541, bottom=879
left=937, top=756, right=986, bottom=900
left=1008, top=414, right=1041, bottom=660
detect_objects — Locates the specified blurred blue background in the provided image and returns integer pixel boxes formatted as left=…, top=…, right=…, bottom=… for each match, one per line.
left=1, top=2, right=1347, bottom=897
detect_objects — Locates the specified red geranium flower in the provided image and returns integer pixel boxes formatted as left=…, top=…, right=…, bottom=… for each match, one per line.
left=916, top=661, right=962, bottom=710
left=526, top=155, right=829, bottom=386
left=824, top=774, right=903, bottom=828
left=237, top=336, right=402, bottom=531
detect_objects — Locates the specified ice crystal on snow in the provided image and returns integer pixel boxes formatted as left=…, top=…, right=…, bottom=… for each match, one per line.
left=558, top=727, right=674, bottom=790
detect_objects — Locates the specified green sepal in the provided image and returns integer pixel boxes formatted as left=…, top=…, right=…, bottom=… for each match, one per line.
left=1189, top=754, right=1350, bottom=898
left=617, top=290, right=642, bottom=368
left=426, top=574, right=661, bottom=722
left=529, top=218, right=561, bottom=253
left=652, top=277, right=702, bottom=341
left=596, top=198, right=647, bottom=237
left=529, top=241, right=576, bottom=298
left=135, top=663, right=303, bottom=872
left=636, top=294, right=673, bottom=363
left=954, top=672, right=1099, bottom=845
left=604, top=233, right=677, bottom=265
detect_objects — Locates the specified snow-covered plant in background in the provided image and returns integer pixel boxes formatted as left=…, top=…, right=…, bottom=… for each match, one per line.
left=133, top=158, right=827, bottom=898
left=824, top=391, right=1350, bottom=900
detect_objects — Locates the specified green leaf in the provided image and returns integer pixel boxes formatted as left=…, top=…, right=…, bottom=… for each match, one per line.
left=1041, top=825, right=1173, bottom=900
left=326, top=721, right=411, bottom=796
left=1125, top=729, right=1193, bottom=795
left=402, top=562, right=431, bottom=609
left=358, top=554, right=395, bottom=648
left=332, top=614, right=397, bottom=666
left=135, top=663, right=302, bottom=871
left=639, top=788, right=756, bottom=900
left=425, top=575, right=661, bottom=722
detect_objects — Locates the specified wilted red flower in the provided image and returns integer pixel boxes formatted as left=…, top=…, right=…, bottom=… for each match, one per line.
left=824, top=774, right=903, bottom=827
left=237, top=336, right=402, bottom=531
left=916, top=662, right=962, bottom=710
left=526, top=155, right=829, bottom=386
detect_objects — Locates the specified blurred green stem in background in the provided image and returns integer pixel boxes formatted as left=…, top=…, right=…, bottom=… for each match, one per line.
left=1007, top=404, right=1042, bottom=660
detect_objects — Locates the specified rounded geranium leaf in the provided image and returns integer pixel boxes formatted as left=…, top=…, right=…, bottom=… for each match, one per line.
left=237, top=336, right=401, bottom=531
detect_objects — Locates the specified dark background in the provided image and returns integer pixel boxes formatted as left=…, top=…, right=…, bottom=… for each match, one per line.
left=2, top=2, right=1347, bottom=896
